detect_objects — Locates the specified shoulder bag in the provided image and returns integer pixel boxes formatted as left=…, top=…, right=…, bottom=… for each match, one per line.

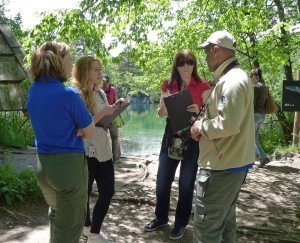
left=265, top=90, right=279, bottom=114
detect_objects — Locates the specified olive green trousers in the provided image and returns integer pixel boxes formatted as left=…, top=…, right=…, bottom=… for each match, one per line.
left=35, top=153, right=88, bottom=243
left=193, top=169, right=247, bottom=243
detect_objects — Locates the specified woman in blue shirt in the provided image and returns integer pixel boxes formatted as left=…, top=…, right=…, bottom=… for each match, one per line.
left=26, top=41, right=95, bottom=243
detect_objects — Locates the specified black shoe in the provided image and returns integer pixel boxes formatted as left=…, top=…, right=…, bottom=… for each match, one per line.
left=258, top=157, right=270, bottom=168
left=169, top=225, right=186, bottom=240
left=144, top=218, right=168, bottom=232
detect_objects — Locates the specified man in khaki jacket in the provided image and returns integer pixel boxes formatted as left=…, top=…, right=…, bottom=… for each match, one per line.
left=191, top=31, right=255, bottom=242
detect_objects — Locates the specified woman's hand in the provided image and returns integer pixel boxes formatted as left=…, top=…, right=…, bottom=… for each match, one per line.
left=161, top=90, right=171, bottom=99
left=159, top=90, right=171, bottom=107
left=187, top=104, right=199, bottom=114
left=103, top=105, right=116, bottom=115
left=157, top=90, right=170, bottom=117
left=76, top=128, right=84, bottom=137
left=115, top=98, right=128, bottom=106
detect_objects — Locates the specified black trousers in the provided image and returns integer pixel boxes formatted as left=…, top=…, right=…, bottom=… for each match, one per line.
left=84, top=157, right=115, bottom=234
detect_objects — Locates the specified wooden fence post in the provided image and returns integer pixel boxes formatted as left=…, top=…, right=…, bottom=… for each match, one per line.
left=292, top=70, right=300, bottom=146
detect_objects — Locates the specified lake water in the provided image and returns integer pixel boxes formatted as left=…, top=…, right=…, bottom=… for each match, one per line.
left=119, top=103, right=166, bottom=156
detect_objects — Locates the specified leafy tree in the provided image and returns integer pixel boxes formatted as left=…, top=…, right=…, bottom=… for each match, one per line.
left=4, top=0, right=300, bottom=146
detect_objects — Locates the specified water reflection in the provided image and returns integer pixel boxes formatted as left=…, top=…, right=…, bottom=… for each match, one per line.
left=119, top=103, right=165, bottom=156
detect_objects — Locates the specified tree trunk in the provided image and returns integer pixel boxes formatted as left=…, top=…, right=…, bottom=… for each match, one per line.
left=276, top=111, right=293, bottom=145
left=292, top=70, right=300, bottom=145
left=273, top=0, right=294, bottom=145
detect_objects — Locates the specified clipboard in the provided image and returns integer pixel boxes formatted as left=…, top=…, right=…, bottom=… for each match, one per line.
left=95, top=103, right=130, bottom=128
left=163, top=89, right=196, bottom=131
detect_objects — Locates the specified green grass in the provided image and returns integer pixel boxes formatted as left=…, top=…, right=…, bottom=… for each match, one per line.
left=273, top=145, right=300, bottom=156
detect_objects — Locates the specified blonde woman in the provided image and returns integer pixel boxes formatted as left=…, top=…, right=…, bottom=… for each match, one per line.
left=26, top=41, right=95, bottom=243
left=72, top=56, right=127, bottom=243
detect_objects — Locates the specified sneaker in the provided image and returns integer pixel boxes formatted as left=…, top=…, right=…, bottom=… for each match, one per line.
left=82, top=226, right=91, bottom=237
left=258, top=158, right=270, bottom=168
left=87, top=233, right=114, bottom=243
left=169, top=225, right=186, bottom=240
left=144, top=218, right=168, bottom=232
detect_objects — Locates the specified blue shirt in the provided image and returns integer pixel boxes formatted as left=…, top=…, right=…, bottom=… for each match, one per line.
left=227, top=163, right=253, bottom=172
left=26, top=77, right=92, bottom=153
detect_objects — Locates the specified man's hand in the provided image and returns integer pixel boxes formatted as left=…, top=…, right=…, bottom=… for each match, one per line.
left=190, top=120, right=201, bottom=141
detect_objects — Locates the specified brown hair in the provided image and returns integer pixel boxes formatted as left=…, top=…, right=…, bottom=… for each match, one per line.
left=169, top=49, right=202, bottom=89
left=29, top=41, right=70, bottom=82
left=249, top=67, right=264, bottom=82
left=72, top=56, right=103, bottom=113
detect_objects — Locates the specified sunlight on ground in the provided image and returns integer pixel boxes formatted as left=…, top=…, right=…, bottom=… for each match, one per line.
left=1, top=225, right=49, bottom=243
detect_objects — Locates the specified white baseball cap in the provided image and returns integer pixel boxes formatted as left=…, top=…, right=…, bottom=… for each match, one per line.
left=198, top=30, right=236, bottom=50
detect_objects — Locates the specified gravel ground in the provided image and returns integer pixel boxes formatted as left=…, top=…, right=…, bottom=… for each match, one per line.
left=0, top=149, right=299, bottom=242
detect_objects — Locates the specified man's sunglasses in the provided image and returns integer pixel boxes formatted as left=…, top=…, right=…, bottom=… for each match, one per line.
left=176, top=60, right=194, bottom=67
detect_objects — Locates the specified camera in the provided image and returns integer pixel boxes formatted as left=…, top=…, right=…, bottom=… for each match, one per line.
left=168, top=138, right=185, bottom=160
left=177, top=126, right=192, bottom=141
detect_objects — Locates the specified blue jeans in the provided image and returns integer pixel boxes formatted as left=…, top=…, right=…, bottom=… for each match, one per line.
left=254, top=113, right=267, bottom=160
left=155, top=140, right=199, bottom=227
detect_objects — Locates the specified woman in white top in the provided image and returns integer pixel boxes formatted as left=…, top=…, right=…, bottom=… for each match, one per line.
left=72, top=56, right=127, bottom=243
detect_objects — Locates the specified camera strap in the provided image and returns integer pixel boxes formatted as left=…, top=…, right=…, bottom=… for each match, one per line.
left=221, top=60, right=239, bottom=77
left=195, top=59, right=239, bottom=121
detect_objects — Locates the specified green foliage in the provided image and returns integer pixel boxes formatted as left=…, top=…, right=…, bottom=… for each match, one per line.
left=273, top=145, right=300, bottom=155
left=128, top=90, right=148, bottom=97
left=2, top=0, right=300, bottom=149
left=0, top=151, right=42, bottom=205
left=18, top=169, right=43, bottom=200
left=0, top=0, right=29, bottom=43
left=260, top=113, right=295, bottom=154
left=0, top=112, right=34, bottom=148
left=260, top=117, right=285, bottom=154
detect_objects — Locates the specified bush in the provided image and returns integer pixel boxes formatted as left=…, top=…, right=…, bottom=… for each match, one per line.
left=260, top=114, right=296, bottom=155
left=0, top=151, right=42, bottom=205
left=0, top=162, right=24, bottom=205
left=0, top=111, right=34, bottom=148
left=260, top=117, right=284, bottom=154
left=19, top=168, right=43, bottom=200
left=128, top=90, right=149, bottom=97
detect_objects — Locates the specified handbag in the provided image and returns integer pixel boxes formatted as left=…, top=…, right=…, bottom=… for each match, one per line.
left=265, top=91, right=279, bottom=114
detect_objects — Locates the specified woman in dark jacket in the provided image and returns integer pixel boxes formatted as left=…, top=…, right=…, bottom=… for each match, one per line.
left=249, top=67, right=270, bottom=167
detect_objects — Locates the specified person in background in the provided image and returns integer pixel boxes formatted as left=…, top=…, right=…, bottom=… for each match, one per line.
left=144, top=49, right=211, bottom=240
left=72, top=56, right=127, bottom=243
left=102, top=74, right=122, bottom=163
left=249, top=67, right=270, bottom=168
left=26, top=41, right=95, bottom=243
left=191, top=30, right=255, bottom=242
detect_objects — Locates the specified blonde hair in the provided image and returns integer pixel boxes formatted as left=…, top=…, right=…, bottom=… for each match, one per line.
left=29, top=41, right=70, bottom=82
left=72, top=56, right=102, bottom=113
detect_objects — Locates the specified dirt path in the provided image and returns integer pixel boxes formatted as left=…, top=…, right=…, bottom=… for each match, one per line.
left=0, top=149, right=299, bottom=242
